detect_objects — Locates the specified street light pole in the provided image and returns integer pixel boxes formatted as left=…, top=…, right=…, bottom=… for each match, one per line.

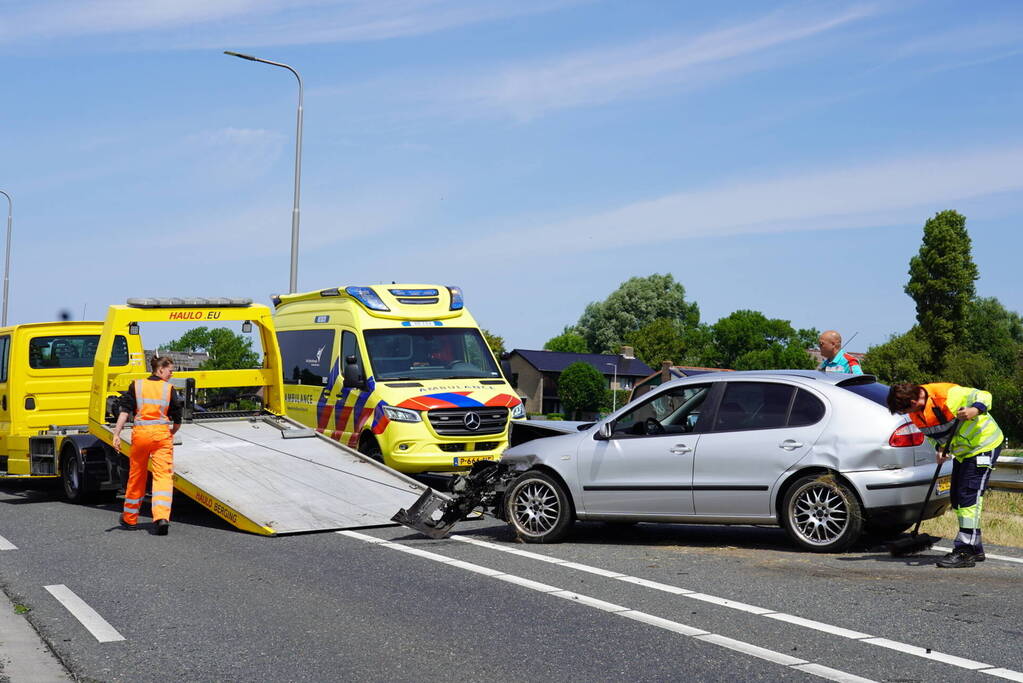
left=224, top=51, right=304, bottom=293
left=605, top=362, right=618, bottom=412
left=0, top=190, right=11, bottom=326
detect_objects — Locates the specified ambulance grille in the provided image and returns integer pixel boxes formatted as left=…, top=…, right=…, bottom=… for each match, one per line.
left=427, top=407, right=508, bottom=436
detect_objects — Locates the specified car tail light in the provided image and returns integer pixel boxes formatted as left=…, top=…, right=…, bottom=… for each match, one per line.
left=889, top=423, right=924, bottom=447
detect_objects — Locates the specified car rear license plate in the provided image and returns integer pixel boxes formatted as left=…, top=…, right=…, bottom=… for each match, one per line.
left=936, top=475, right=951, bottom=495
left=454, top=456, right=495, bottom=467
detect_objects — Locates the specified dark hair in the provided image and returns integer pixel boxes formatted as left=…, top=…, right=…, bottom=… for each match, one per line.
left=150, top=355, right=174, bottom=374
left=887, top=382, right=921, bottom=414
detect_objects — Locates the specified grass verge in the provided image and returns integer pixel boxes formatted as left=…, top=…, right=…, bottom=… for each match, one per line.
left=920, top=489, right=1023, bottom=547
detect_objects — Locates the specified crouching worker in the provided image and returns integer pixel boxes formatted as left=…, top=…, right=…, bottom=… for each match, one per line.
left=112, top=356, right=182, bottom=535
left=887, top=382, right=1004, bottom=568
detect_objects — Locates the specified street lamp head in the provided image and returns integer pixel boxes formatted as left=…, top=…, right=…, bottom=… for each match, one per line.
left=224, top=50, right=257, bottom=61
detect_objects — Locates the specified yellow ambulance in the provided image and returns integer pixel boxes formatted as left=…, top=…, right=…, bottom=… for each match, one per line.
left=272, top=285, right=523, bottom=473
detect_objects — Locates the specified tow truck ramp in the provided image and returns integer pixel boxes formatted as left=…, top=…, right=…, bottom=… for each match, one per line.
left=115, top=414, right=432, bottom=536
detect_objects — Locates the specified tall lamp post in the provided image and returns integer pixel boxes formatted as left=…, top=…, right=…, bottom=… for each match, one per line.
left=224, top=51, right=304, bottom=293
left=0, top=190, right=11, bottom=326
left=605, top=362, right=618, bottom=412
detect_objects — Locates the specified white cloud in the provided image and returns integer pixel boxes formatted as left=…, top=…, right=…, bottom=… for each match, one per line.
left=445, top=4, right=878, bottom=120
left=0, top=0, right=580, bottom=48
left=459, top=144, right=1023, bottom=257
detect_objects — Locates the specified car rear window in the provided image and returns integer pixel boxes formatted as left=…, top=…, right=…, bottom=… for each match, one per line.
left=838, top=379, right=890, bottom=407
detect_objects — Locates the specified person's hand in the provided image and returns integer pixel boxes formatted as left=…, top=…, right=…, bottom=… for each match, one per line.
left=112, top=433, right=121, bottom=450
left=956, top=406, right=980, bottom=421
left=936, top=451, right=951, bottom=464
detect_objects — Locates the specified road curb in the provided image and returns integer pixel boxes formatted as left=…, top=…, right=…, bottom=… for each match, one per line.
left=0, top=587, right=72, bottom=682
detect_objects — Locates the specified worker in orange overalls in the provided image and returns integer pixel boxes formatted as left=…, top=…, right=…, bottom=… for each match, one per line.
left=112, top=355, right=182, bottom=535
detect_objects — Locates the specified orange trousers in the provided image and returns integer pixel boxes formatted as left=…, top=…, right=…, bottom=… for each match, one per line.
left=122, top=425, right=174, bottom=525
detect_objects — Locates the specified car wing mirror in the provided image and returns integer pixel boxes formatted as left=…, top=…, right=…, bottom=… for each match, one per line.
left=342, top=354, right=365, bottom=389
left=594, top=421, right=614, bottom=441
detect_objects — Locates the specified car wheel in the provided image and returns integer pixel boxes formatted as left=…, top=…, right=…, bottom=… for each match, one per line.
left=781, top=473, right=863, bottom=552
left=505, top=471, right=574, bottom=543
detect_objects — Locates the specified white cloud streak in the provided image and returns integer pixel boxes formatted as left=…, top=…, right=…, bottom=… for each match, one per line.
left=462, top=144, right=1023, bottom=256
left=445, top=4, right=878, bottom=120
left=0, top=0, right=580, bottom=48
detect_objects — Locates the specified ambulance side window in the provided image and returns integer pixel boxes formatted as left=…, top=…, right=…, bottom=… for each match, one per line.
left=340, top=331, right=363, bottom=377
left=277, top=329, right=336, bottom=386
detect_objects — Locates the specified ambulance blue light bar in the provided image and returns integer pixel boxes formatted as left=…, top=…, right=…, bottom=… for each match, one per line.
left=345, top=286, right=390, bottom=311
left=389, top=288, right=438, bottom=297
left=447, top=286, right=464, bottom=311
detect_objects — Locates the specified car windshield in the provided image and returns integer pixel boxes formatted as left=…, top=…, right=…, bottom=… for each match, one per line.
left=839, top=379, right=890, bottom=407
left=363, top=327, right=502, bottom=381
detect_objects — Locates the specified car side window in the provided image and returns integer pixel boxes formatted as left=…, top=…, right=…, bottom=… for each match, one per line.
left=788, top=388, right=825, bottom=426
left=713, top=382, right=794, bottom=432
left=613, top=384, right=711, bottom=437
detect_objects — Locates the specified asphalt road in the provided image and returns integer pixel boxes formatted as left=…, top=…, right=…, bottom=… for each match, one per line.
left=2, top=480, right=1022, bottom=683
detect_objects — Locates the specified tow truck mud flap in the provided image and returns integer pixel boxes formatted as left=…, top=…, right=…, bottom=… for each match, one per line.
left=160, top=418, right=428, bottom=535
left=392, top=488, right=459, bottom=539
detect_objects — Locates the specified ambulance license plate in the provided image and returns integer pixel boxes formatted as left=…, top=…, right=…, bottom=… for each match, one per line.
left=454, top=456, right=495, bottom=467
left=936, top=475, right=951, bottom=495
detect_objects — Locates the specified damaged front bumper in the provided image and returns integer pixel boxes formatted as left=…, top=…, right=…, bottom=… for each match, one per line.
left=392, top=461, right=516, bottom=538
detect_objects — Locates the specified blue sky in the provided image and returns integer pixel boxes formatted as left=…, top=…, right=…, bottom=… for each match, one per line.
left=1, top=0, right=1022, bottom=354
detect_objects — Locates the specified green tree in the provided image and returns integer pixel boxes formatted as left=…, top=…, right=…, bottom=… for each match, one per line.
left=695, top=310, right=816, bottom=370
left=544, top=329, right=589, bottom=353
left=164, top=327, right=260, bottom=370
left=576, top=274, right=700, bottom=354
left=557, top=362, right=607, bottom=419
left=480, top=328, right=506, bottom=357
left=905, top=210, right=979, bottom=371
left=863, top=327, right=933, bottom=385
left=625, top=317, right=685, bottom=368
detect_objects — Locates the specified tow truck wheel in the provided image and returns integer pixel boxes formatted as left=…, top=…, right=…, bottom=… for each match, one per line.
left=60, top=451, right=86, bottom=503
left=504, top=471, right=574, bottom=543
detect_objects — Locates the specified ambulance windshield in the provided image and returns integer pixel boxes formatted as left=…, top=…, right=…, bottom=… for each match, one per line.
left=363, top=328, right=502, bottom=381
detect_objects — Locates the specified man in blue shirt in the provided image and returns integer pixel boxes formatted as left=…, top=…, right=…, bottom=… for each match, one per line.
left=818, top=330, right=863, bottom=374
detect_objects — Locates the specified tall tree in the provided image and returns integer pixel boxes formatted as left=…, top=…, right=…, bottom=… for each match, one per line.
left=624, top=317, right=685, bottom=368
left=905, top=210, right=979, bottom=370
left=544, top=329, right=589, bottom=353
left=576, top=274, right=700, bottom=354
left=164, top=326, right=260, bottom=370
left=557, top=362, right=607, bottom=419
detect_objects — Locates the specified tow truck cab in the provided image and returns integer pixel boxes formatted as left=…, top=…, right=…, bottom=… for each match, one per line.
left=272, top=285, right=524, bottom=474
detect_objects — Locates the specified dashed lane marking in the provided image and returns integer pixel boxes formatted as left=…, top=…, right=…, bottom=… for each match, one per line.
left=339, top=530, right=873, bottom=683
left=44, top=585, right=125, bottom=643
left=0, top=533, right=17, bottom=550
left=450, top=534, right=1023, bottom=680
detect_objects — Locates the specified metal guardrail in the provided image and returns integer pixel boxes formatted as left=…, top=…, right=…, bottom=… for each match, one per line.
left=991, top=455, right=1023, bottom=491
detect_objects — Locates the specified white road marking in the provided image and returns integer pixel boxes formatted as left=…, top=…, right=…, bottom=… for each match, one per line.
left=982, top=668, right=1023, bottom=681
left=933, top=545, right=1023, bottom=565
left=44, top=585, right=125, bottom=643
left=339, top=530, right=872, bottom=683
left=0, top=533, right=17, bottom=550
left=449, top=533, right=1023, bottom=678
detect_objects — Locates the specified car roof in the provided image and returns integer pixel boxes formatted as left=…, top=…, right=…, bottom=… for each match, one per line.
left=663, top=369, right=880, bottom=387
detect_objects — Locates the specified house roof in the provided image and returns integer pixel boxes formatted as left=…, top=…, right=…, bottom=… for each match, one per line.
left=510, top=349, right=653, bottom=376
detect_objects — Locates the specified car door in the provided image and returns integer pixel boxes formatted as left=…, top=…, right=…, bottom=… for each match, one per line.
left=692, top=381, right=828, bottom=518
left=579, top=383, right=711, bottom=517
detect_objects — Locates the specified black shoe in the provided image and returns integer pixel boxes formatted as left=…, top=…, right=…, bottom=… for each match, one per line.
left=974, top=551, right=985, bottom=562
left=154, top=519, right=169, bottom=536
left=936, top=550, right=975, bottom=568
left=119, top=516, right=138, bottom=530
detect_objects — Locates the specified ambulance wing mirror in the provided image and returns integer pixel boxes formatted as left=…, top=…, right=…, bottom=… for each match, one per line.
left=343, top=355, right=365, bottom=389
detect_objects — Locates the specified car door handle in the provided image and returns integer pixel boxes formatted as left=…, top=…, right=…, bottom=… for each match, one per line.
left=779, top=440, right=803, bottom=451
left=669, top=444, right=692, bottom=455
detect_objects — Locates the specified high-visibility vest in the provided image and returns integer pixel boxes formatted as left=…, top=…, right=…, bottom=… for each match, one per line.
left=134, top=379, right=172, bottom=426
left=908, top=382, right=1003, bottom=461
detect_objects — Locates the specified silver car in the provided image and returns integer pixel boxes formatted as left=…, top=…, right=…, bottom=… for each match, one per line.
left=499, top=371, right=950, bottom=552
